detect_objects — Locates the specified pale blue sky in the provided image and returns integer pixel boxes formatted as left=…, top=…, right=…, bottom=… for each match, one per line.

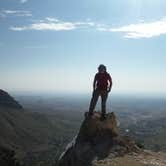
left=0, top=0, right=166, bottom=96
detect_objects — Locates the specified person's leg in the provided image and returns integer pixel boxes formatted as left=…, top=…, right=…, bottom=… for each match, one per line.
left=101, top=91, right=108, bottom=117
left=88, top=90, right=99, bottom=115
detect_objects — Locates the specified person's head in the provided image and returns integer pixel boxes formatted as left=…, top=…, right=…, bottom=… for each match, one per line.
left=98, top=64, right=106, bottom=73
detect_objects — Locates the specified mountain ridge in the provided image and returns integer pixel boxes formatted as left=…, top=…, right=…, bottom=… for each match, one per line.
left=0, top=89, right=81, bottom=166
left=0, top=89, right=58, bottom=165
left=0, top=89, right=23, bottom=109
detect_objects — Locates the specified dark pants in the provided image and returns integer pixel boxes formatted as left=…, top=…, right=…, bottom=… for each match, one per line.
left=89, top=90, right=108, bottom=116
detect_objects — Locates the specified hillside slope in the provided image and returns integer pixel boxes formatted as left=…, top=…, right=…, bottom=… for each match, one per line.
left=0, top=89, right=77, bottom=166
left=0, top=89, right=56, bottom=151
left=0, top=106, right=54, bottom=151
left=0, top=89, right=22, bottom=109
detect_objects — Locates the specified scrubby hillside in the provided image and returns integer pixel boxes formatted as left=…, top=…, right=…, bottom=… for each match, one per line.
left=0, top=90, right=54, bottom=150
left=0, top=90, right=78, bottom=166
left=0, top=89, right=22, bottom=109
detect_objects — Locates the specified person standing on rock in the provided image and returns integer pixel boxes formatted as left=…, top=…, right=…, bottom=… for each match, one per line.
left=88, top=64, right=112, bottom=120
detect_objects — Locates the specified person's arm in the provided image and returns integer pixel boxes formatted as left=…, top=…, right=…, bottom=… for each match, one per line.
left=107, top=74, right=112, bottom=92
left=93, top=74, right=97, bottom=91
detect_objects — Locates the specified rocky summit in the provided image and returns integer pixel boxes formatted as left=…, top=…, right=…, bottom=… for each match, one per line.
left=57, top=112, right=141, bottom=166
left=0, top=89, right=22, bottom=109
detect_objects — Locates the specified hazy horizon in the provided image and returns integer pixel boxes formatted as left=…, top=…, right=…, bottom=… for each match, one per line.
left=8, top=89, right=166, bottom=99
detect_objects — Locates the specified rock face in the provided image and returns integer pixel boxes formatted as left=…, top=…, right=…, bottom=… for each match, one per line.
left=0, top=89, right=22, bottom=109
left=58, top=112, right=140, bottom=166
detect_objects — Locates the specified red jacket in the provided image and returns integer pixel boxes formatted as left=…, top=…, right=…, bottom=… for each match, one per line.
left=93, top=72, right=112, bottom=91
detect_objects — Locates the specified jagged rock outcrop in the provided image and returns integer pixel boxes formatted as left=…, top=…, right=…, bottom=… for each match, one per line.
left=0, top=89, right=22, bottom=109
left=57, top=112, right=140, bottom=166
